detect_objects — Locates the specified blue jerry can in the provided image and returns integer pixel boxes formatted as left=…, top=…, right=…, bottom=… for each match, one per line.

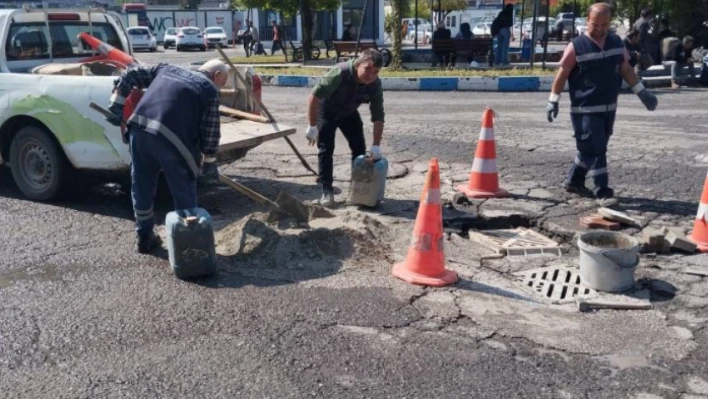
left=165, top=207, right=217, bottom=280
left=350, top=155, right=388, bottom=207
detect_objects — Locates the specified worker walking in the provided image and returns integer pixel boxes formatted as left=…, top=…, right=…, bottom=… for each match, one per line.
left=305, top=49, right=386, bottom=207
left=105, top=60, right=228, bottom=253
left=547, top=2, right=658, bottom=205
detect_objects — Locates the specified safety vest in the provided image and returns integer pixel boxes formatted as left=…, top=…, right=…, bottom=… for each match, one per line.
left=321, top=61, right=381, bottom=119
left=568, top=33, right=624, bottom=114
left=128, top=65, right=218, bottom=175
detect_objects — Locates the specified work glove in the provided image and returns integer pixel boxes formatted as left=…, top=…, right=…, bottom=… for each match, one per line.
left=633, top=83, right=658, bottom=111
left=368, top=145, right=382, bottom=161
left=106, top=102, right=124, bottom=127
left=201, top=160, right=219, bottom=182
left=305, top=125, right=318, bottom=146
left=546, top=93, right=560, bottom=122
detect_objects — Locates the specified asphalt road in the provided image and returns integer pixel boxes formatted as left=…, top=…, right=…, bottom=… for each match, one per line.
left=1, top=50, right=708, bottom=398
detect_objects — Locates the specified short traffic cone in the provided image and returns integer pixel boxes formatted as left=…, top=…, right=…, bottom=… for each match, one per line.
left=456, top=107, right=508, bottom=199
left=392, top=158, right=458, bottom=287
left=79, top=32, right=139, bottom=68
left=690, top=169, right=708, bottom=252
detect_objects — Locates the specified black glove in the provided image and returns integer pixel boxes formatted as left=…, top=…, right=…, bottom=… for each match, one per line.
left=637, top=88, right=658, bottom=111
left=106, top=103, right=123, bottom=127
left=201, top=162, right=219, bottom=182
left=546, top=101, right=559, bottom=122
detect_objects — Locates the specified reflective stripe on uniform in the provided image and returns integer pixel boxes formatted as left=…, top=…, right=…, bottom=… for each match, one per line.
left=573, top=156, right=587, bottom=168
left=471, top=158, right=497, bottom=174
left=575, top=47, right=625, bottom=63
left=570, top=103, right=617, bottom=114
left=129, top=114, right=200, bottom=178
left=587, top=167, right=608, bottom=177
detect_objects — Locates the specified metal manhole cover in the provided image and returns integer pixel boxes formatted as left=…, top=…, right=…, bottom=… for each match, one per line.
left=513, top=266, right=596, bottom=304
left=468, top=228, right=562, bottom=256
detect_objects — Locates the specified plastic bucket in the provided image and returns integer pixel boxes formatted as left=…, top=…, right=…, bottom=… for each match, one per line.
left=577, top=231, right=640, bottom=292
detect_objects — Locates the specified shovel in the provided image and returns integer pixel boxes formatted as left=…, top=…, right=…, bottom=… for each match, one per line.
left=88, top=102, right=309, bottom=224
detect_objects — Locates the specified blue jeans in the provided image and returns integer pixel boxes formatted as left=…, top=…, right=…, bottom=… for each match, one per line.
left=670, top=61, right=696, bottom=81
left=566, top=112, right=616, bottom=197
left=495, top=27, right=511, bottom=65
left=129, top=126, right=198, bottom=236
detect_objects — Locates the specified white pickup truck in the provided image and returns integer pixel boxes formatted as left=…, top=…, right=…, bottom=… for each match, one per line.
left=0, top=8, right=295, bottom=201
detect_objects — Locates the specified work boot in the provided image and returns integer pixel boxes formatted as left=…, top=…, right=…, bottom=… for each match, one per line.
left=318, top=189, right=335, bottom=208
left=137, top=231, right=162, bottom=254
left=564, top=183, right=593, bottom=198
left=671, top=80, right=681, bottom=89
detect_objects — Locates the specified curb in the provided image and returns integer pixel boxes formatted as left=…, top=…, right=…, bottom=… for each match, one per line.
left=260, top=74, right=685, bottom=91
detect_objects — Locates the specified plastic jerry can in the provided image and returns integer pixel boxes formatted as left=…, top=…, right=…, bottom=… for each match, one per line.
left=349, top=155, right=388, bottom=207
left=165, top=207, right=217, bottom=280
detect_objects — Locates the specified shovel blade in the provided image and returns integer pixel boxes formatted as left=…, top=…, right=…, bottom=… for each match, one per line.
left=270, top=190, right=309, bottom=224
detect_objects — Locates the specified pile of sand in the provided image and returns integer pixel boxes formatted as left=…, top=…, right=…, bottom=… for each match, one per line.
left=214, top=209, right=395, bottom=269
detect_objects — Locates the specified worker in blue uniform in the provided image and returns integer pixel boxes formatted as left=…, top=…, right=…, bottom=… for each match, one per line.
left=547, top=2, right=658, bottom=205
left=105, top=59, right=228, bottom=253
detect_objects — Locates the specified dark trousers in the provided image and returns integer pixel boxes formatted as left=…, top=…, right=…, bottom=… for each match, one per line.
left=243, top=37, right=252, bottom=56
left=566, top=112, right=615, bottom=197
left=317, top=111, right=367, bottom=191
left=129, top=127, right=198, bottom=236
left=271, top=39, right=284, bottom=55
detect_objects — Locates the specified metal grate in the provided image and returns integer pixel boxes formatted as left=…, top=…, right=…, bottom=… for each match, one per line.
left=514, top=266, right=596, bottom=303
left=468, top=228, right=562, bottom=256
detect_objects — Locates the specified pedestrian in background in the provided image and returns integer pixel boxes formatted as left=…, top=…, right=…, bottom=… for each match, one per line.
left=547, top=3, right=658, bottom=205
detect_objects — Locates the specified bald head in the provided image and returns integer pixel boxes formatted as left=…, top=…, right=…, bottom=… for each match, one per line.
left=588, top=2, right=612, bottom=18
left=586, top=2, right=612, bottom=40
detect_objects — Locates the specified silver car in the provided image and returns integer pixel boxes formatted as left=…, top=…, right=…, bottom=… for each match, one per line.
left=176, top=26, right=206, bottom=52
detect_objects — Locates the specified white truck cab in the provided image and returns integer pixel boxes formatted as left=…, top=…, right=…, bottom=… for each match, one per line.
left=0, top=8, right=294, bottom=202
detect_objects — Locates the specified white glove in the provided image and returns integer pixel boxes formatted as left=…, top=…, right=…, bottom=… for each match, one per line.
left=305, top=126, right=318, bottom=146
left=368, top=145, right=382, bottom=160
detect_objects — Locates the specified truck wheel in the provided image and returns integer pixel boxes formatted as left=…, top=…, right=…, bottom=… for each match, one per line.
left=9, top=126, right=69, bottom=201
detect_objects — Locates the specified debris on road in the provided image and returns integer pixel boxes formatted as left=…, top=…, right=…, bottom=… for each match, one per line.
left=597, top=207, right=642, bottom=227
left=663, top=227, right=697, bottom=253
left=468, top=227, right=562, bottom=256
left=579, top=214, right=620, bottom=230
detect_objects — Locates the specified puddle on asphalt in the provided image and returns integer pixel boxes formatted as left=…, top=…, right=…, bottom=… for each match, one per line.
left=0, top=264, right=64, bottom=289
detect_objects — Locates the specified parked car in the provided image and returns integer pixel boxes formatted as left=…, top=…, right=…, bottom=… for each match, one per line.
left=127, top=26, right=156, bottom=52
left=204, top=26, right=228, bottom=48
left=575, top=18, right=587, bottom=36
left=407, top=23, right=432, bottom=43
left=0, top=8, right=290, bottom=202
left=163, top=27, right=177, bottom=49
left=472, top=22, right=492, bottom=36
left=176, top=26, right=205, bottom=52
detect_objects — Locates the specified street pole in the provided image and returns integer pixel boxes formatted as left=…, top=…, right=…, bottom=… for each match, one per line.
left=542, top=0, right=550, bottom=69
left=530, top=0, right=539, bottom=68
left=415, top=0, right=419, bottom=50
left=572, top=0, right=576, bottom=38
left=354, top=0, right=368, bottom=57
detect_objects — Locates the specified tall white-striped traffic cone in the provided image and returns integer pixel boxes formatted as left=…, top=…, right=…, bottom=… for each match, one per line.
left=456, top=107, right=508, bottom=199
left=691, top=169, right=708, bottom=252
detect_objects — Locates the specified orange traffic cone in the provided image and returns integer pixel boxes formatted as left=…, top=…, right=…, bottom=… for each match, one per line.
left=456, top=108, right=508, bottom=199
left=392, top=158, right=458, bottom=287
left=690, top=170, right=708, bottom=252
left=120, top=89, right=144, bottom=138
left=79, top=32, right=139, bottom=68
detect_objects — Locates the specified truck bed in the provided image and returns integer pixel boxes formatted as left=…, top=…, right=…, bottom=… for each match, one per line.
left=219, top=117, right=296, bottom=152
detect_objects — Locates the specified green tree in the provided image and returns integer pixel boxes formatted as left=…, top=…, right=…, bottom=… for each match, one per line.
left=421, top=0, right=467, bottom=24
left=389, top=0, right=404, bottom=70
left=181, top=0, right=201, bottom=10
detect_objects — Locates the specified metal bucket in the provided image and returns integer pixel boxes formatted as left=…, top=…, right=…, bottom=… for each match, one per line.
left=577, top=231, right=640, bottom=292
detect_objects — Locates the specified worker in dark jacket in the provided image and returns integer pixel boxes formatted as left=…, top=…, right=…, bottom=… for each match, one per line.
left=666, top=36, right=696, bottom=88
left=105, top=60, right=228, bottom=253
left=547, top=3, right=658, bottom=205
left=305, top=49, right=385, bottom=207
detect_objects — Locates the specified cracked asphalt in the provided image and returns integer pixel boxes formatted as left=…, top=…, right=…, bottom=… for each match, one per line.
left=2, top=82, right=708, bottom=398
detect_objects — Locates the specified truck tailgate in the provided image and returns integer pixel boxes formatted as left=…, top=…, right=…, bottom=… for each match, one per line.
left=217, top=118, right=296, bottom=153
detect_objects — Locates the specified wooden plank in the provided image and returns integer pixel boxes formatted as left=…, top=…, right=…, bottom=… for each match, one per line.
left=217, top=120, right=296, bottom=153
